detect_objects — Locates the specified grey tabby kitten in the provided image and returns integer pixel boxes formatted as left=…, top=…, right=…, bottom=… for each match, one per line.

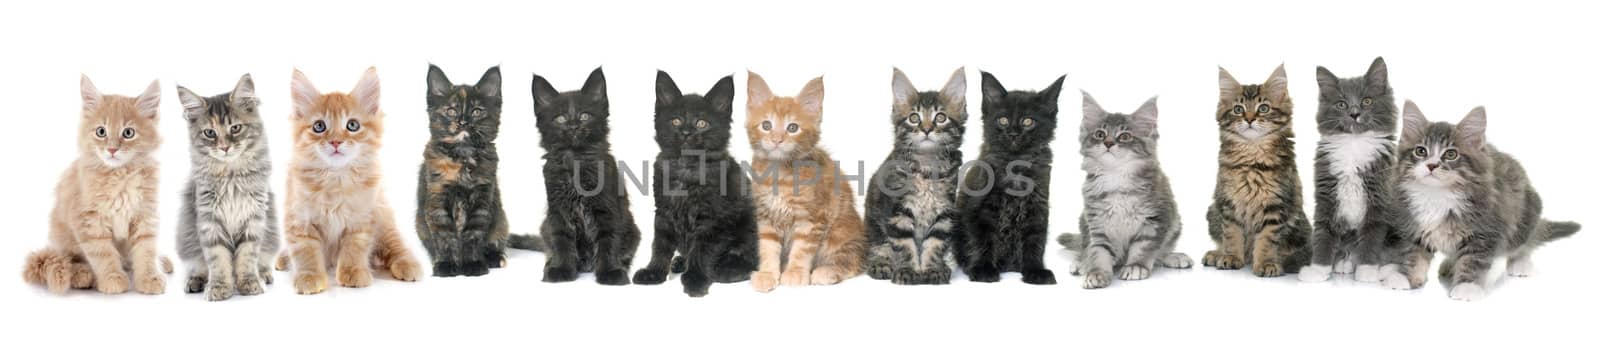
left=1300, top=57, right=1408, bottom=283
left=1384, top=102, right=1579, bottom=301
left=864, top=67, right=966, bottom=285
left=1058, top=92, right=1189, bottom=289
left=175, top=74, right=280, bottom=301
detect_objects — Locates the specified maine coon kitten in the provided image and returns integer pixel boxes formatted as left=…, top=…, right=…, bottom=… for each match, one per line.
left=521, top=67, right=641, bottom=285
left=1300, top=57, right=1408, bottom=283
left=175, top=74, right=281, bottom=301
left=1057, top=92, right=1189, bottom=289
left=1201, top=65, right=1311, bottom=277
left=1384, top=102, right=1580, bottom=301
left=865, top=67, right=967, bottom=285
left=954, top=71, right=1064, bottom=285
left=745, top=71, right=867, bottom=292
left=415, top=65, right=512, bottom=277
left=22, top=76, right=171, bottom=294
left=279, top=67, right=422, bottom=294
left=632, top=71, right=757, bottom=297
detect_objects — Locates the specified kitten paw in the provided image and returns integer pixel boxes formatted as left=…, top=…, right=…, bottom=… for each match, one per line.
left=1082, top=271, right=1110, bottom=289
left=967, top=266, right=1001, bottom=283
left=632, top=268, right=668, bottom=285
left=1203, top=251, right=1244, bottom=270
left=236, top=276, right=265, bottom=296
left=388, top=257, right=423, bottom=282
left=1354, top=265, right=1382, bottom=282
left=1298, top=265, right=1333, bottom=282
left=1118, top=265, right=1151, bottom=281
left=185, top=275, right=207, bottom=293
left=97, top=272, right=129, bottom=294
left=293, top=272, right=328, bottom=295
left=1069, top=261, right=1083, bottom=276
left=274, top=253, right=290, bottom=271
left=596, top=269, right=630, bottom=286
left=916, top=268, right=952, bottom=285
left=1160, top=252, right=1194, bottom=269
left=1449, top=283, right=1487, bottom=302
left=681, top=271, right=711, bottom=298
left=432, top=261, right=461, bottom=278
left=204, top=282, right=235, bottom=301
left=260, top=268, right=274, bottom=285
left=1507, top=258, right=1536, bottom=277
left=1333, top=259, right=1355, bottom=274
left=1021, top=269, right=1056, bottom=285
left=133, top=272, right=165, bottom=295
left=542, top=266, right=578, bottom=283
left=751, top=271, right=779, bottom=293
left=1380, top=268, right=1416, bottom=290
left=336, top=266, right=373, bottom=288
left=809, top=267, right=848, bottom=285
left=1252, top=262, right=1284, bottom=277
left=867, top=262, right=894, bottom=280
left=71, top=265, right=95, bottom=289
left=460, top=260, right=490, bottom=277
left=890, top=267, right=917, bottom=285
left=779, top=269, right=810, bottom=287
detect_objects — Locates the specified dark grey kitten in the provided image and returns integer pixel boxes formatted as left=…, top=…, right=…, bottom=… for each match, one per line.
left=175, top=74, right=280, bottom=301
left=1301, top=57, right=1407, bottom=283
left=1385, top=102, right=1580, bottom=301
left=865, top=67, right=966, bottom=285
left=1057, top=92, right=1188, bottom=289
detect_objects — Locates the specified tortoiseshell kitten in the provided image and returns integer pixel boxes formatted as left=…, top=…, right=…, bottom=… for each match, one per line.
left=521, top=67, right=641, bottom=285
left=954, top=71, right=1064, bottom=285
left=865, top=67, right=966, bottom=285
left=1202, top=65, right=1311, bottom=277
left=416, top=64, right=510, bottom=277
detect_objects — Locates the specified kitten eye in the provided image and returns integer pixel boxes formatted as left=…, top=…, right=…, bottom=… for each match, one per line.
left=1092, top=130, right=1105, bottom=140
left=1362, top=98, right=1373, bottom=106
left=1232, top=105, right=1244, bottom=114
left=997, top=117, right=1009, bottom=126
left=1257, top=104, right=1271, bottom=114
left=445, top=107, right=458, bottom=117
left=1021, top=118, right=1035, bottom=127
left=1118, top=133, right=1132, bottom=142
left=312, top=120, right=327, bottom=133
left=696, top=120, right=709, bottom=129
left=1442, top=149, right=1459, bottom=161
left=579, top=113, right=592, bottom=121
left=786, top=123, right=800, bottom=133
left=346, top=119, right=361, bottom=132
left=203, top=129, right=216, bottom=139
left=671, top=118, right=682, bottom=126
left=121, top=128, right=136, bottom=139
left=1336, top=101, right=1348, bottom=109
left=907, top=113, right=921, bottom=125
left=761, top=120, right=773, bottom=131
left=1413, top=146, right=1428, bottom=158
left=230, top=124, right=243, bottom=134
left=935, top=113, right=948, bottom=124
left=471, top=108, right=484, bottom=117
left=94, top=126, right=107, bottom=138
left=555, top=115, right=568, bottom=124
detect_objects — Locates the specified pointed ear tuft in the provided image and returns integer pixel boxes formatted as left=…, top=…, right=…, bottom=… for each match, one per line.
left=475, top=66, right=501, bottom=98
left=1458, top=106, right=1488, bottom=150
left=1315, top=66, right=1339, bottom=94
left=1263, top=64, right=1290, bottom=103
left=1080, top=90, right=1104, bottom=121
left=979, top=71, right=1006, bottom=105
left=797, top=76, right=825, bottom=116
left=1365, top=56, right=1389, bottom=90
left=1401, top=100, right=1429, bottom=141
left=351, top=66, right=382, bottom=116
left=1038, top=75, right=1066, bottom=107
left=231, top=74, right=258, bottom=110
left=581, top=67, right=607, bottom=103
left=176, top=86, right=203, bottom=121
left=1132, top=96, right=1160, bottom=138
left=530, top=74, right=558, bottom=108
left=1218, top=66, right=1241, bottom=101
left=890, top=67, right=917, bottom=108
left=746, top=70, right=774, bottom=109
left=80, top=74, right=102, bottom=112
left=940, top=67, right=966, bottom=111
left=290, top=69, right=321, bottom=119
left=655, top=70, right=682, bottom=108
left=135, top=79, right=161, bottom=120
left=427, top=64, right=452, bottom=97
left=706, top=75, right=735, bottom=114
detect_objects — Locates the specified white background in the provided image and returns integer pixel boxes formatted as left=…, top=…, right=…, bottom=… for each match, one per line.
left=3, top=1, right=1595, bottom=346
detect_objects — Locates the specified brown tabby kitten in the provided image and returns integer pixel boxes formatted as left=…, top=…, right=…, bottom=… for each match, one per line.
left=1202, top=65, right=1312, bottom=277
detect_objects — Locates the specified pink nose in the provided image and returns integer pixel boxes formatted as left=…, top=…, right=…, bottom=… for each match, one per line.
left=1427, top=163, right=1440, bottom=171
left=107, top=148, right=118, bottom=155
left=329, top=141, right=343, bottom=149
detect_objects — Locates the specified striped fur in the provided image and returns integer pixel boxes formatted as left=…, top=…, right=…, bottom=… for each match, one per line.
left=1202, top=65, right=1311, bottom=277
left=865, top=67, right=966, bottom=285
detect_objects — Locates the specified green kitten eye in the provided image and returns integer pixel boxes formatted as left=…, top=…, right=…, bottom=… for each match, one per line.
left=1232, top=105, right=1244, bottom=114
left=907, top=113, right=921, bottom=125
left=1257, top=104, right=1271, bottom=114
left=1118, top=133, right=1132, bottom=142
left=1336, top=101, right=1348, bottom=109
left=1362, top=98, right=1373, bottom=106
left=1092, top=130, right=1105, bottom=140
left=935, top=113, right=948, bottom=124
left=230, top=124, right=242, bottom=134
left=696, top=120, right=709, bottom=129
left=786, top=123, right=800, bottom=133
left=121, top=128, right=136, bottom=139
left=346, top=119, right=361, bottom=132
left=761, top=120, right=773, bottom=131
left=203, top=129, right=216, bottom=139
left=997, top=117, right=1009, bottom=126
left=1413, top=146, right=1428, bottom=158
left=1442, top=149, right=1459, bottom=160
left=579, top=113, right=592, bottom=121
left=95, top=126, right=107, bottom=138
left=312, top=120, right=327, bottom=133
left=1021, top=118, right=1034, bottom=127
left=671, top=118, right=682, bottom=126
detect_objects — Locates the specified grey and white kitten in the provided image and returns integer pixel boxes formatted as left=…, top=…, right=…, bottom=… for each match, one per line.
left=864, top=67, right=966, bottom=285
left=1300, top=57, right=1409, bottom=283
left=175, top=74, right=281, bottom=301
left=1384, top=102, right=1580, bottom=301
left=1057, top=91, right=1189, bottom=289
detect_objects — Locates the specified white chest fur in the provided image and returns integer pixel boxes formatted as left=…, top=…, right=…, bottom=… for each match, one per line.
left=1319, top=132, right=1390, bottom=226
left=1401, top=181, right=1466, bottom=252
left=1083, top=158, right=1152, bottom=249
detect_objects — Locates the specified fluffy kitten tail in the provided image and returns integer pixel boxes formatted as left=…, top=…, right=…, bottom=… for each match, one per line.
left=1056, top=233, right=1083, bottom=250
left=509, top=234, right=546, bottom=252
left=22, top=248, right=85, bottom=294
left=1541, top=220, right=1581, bottom=242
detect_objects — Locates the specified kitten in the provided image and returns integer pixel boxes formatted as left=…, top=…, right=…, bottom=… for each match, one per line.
left=1384, top=102, right=1580, bottom=301
left=865, top=67, right=967, bottom=285
left=954, top=71, right=1064, bottom=285
left=1201, top=65, right=1311, bottom=277
left=1058, top=91, right=1190, bottom=289
left=175, top=74, right=281, bottom=301
left=416, top=65, right=512, bottom=277
left=632, top=71, right=757, bottom=297
left=280, top=67, right=423, bottom=295
left=23, top=75, right=171, bottom=294
left=523, top=67, right=641, bottom=285
left=745, top=71, right=867, bottom=292
left=1300, top=57, right=1408, bottom=283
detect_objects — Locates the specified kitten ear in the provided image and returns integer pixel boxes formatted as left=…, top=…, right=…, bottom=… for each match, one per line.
left=1132, top=96, right=1160, bottom=138
left=1365, top=56, right=1389, bottom=91
left=1457, top=106, right=1488, bottom=150
left=231, top=73, right=258, bottom=111
left=1263, top=64, right=1290, bottom=103
left=290, top=68, right=321, bottom=119
left=80, top=74, right=102, bottom=113
left=890, top=67, right=917, bottom=108
left=426, top=64, right=452, bottom=97
left=1315, top=66, right=1339, bottom=95
left=529, top=74, right=559, bottom=109
left=581, top=67, right=607, bottom=103
left=797, top=76, right=825, bottom=116
left=746, top=70, right=774, bottom=109
left=1218, top=67, right=1241, bottom=101
left=176, top=86, right=204, bottom=121
left=1038, top=75, right=1066, bottom=113
left=475, top=66, right=501, bottom=98
left=655, top=70, right=683, bottom=108
left=705, top=75, right=736, bottom=115
left=1401, top=100, right=1428, bottom=141
left=134, top=79, right=161, bottom=120
left=351, top=66, right=382, bottom=116
left=979, top=71, right=1006, bottom=105
left=939, top=67, right=967, bottom=113
left=1080, top=90, right=1105, bottom=122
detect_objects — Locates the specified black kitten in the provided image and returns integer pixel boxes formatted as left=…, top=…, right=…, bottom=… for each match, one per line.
left=954, top=71, right=1064, bottom=285
left=523, top=67, right=641, bottom=285
left=631, top=71, right=758, bottom=297
left=416, top=64, right=510, bottom=277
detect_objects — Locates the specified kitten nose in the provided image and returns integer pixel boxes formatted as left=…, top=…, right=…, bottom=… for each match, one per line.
left=1349, top=113, right=1361, bottom=120
left=329, top=141, right=343, bottom=149
left=1427, top=163, right=1440, bottom=171
left=219, top=146, right=231, bottom=153
left=1103, top=141, right=1114, bottom=149
left=106, top=148, right=118, bottom=155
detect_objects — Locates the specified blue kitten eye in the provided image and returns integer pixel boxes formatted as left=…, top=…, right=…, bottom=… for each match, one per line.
left=1232, top=105, right=1244, bottom=114
left=95, top=126, right=107, bottom=138
left=1257, top=104, right=1271, bottom=114
left=1413, top=146, right=1428, bottom=158
left=312, top=120, right=327, bottom=133
left=121, top=128, right=136, bottom=139
left=346, top=119, right=361, bottom=132
left=203, top=129, right=216, bottom=139
left=1336, top=101, right=1348, bottom=109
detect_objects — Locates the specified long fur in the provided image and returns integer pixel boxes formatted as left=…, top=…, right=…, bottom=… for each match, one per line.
left=415, top=65, right=514, bottom=277
left=1202, top=65, right=1311, bottom=277
left=865, top=67, right=966, bottom=285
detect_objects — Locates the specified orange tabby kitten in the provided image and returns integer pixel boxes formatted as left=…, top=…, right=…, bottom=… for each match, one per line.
left=279, top=67, right=422, bottom=294
left=22, top=75, right=171, bottom=294
left=745, top=71, right=866, bottom=292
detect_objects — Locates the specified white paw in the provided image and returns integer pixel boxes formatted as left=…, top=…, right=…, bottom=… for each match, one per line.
left=1507, top=258, right=1536, bottom=277
left=1119, top=265, right=1151, bottom=281
left=1449, top=283, right=1487, bottom=301
left=1378, top=267, right=1413, bottom=290
left=1160, top=253, right=1193, bottom=269
left=1333, top=259, right=1355, bottom=274
left=1298, top=264, right=1332, bottom=282
left=1354, top=265, right=1382, bottom=282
